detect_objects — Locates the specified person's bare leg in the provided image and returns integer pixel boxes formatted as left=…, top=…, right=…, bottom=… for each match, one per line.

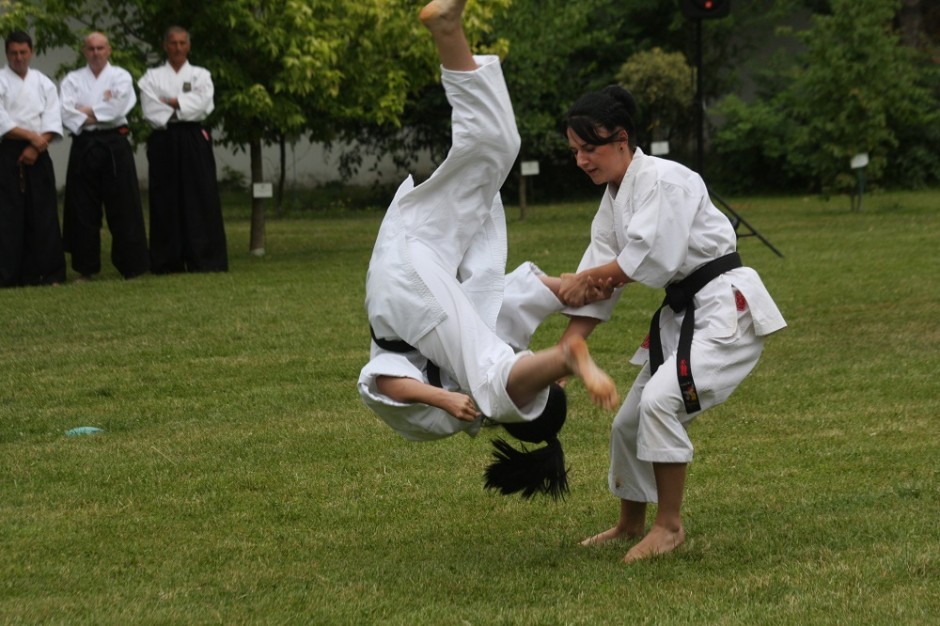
left=623, top=462, right=686, bottom=563
left=580, top=499, right=647, bottom=546
left=505, top=336, right=618, bottom=410
left=420, top=0, right=477, bottom=71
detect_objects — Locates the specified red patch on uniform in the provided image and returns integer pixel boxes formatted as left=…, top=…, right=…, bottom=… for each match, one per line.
left=735, top=290, right=747, bottom=311
left=640, top=333, right=650, bottom=349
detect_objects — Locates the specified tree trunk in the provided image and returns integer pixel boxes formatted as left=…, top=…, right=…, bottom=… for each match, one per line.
left=248, top=137, right=266, bottom=256
left=517, top=170, right=527, bottom=221
left=896, top=0, right=923, bottom=48
left=276, top=134, right=286, bottom=216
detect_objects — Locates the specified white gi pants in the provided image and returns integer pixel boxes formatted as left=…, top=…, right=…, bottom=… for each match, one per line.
left=397, top=57, right=535, bottom=421
left=609, top=297, right=765, bottom=502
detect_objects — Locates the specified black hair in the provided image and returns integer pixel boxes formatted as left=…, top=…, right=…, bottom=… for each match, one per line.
left=483, top=384, right=570, bottom=500
left=5, top=30, right=33, bottom=52
left=561, top=85, right=639, bottom=150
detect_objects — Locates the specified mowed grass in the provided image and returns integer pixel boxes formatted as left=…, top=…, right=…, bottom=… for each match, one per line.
left=1, top=190, right=937, bottom=625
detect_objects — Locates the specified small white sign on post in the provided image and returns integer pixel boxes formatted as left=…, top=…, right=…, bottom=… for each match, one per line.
left=520, top=160, right=540, bottom=176
left=651, top=141, right=670, bottom=156
left=850, top=153, right=869, bottom=169
left=253, top=182, right=274, bottom=199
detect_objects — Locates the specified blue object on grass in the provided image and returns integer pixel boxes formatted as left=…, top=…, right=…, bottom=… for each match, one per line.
left=65, top=426, right=105, bottom=437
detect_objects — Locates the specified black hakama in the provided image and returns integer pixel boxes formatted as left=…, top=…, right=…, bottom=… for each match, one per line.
left=146, top=122, right=228, bottom=274
left=0, top=140, right=66, bottom=287
left=63, top=128, right=150, bottom=279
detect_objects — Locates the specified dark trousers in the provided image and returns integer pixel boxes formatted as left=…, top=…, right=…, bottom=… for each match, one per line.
left=63, top=129, right=150, bottom=279
left=0, top=141, right=65, bottom=287
left=146, top=123, right=228, bottom=274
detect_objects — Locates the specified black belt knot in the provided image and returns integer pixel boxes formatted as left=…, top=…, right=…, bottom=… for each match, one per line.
left=647, top=252, right=742, bottom=413
left=370, top=325, right=442, bottom=388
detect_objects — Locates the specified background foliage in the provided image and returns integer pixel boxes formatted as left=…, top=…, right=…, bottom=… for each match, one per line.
left=0, top=0, right=936, bottom=202
left=713, top=0, right=940, bottom=195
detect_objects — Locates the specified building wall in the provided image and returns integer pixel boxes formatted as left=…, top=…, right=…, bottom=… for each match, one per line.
left=27, top=47, right=433, bottom=192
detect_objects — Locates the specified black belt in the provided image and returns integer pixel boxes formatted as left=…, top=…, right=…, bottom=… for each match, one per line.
left=76, top=126, right=129, bottom=137
left=164, top=121, right=203, bottom=129
left=647, top=252, right=742, bottom=413
left=71, top=127, right=130, bottom=179
left=370, top=326, right=442, bottom=388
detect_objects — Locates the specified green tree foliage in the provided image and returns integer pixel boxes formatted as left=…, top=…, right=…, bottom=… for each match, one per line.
left=343, top=0, right=738, bottom=204
left=0, top=0, right=504, bottom=250
left=713, top=0, right=939, bottom=197
left=616, top=47, right=694, bottom=149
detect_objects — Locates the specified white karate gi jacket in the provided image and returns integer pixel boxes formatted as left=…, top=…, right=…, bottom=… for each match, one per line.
left=360, top=262, right=563, bottom=441
left=60, top=63, right=135, bottom=135
left=0, top=66, right=62, bottom=139
left=138, top=61, right=214, bottom=129
left=565, top=147, right=786, bottom=362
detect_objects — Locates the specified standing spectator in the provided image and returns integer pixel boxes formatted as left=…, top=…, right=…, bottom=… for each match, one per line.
left=61, top=31, right=150, bottom=282
left=0, top=30, right=65, bottom=287
left=138, top=26, right=227, bottom=274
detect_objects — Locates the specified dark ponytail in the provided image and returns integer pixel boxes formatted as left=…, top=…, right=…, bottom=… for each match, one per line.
left=561, top=85, right=638, bottom=150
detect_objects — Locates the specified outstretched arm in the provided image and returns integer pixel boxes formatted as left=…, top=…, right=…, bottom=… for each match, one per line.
left=558, top=260, right=631, bottom=307
left=376, top=375, right=481, bottom=422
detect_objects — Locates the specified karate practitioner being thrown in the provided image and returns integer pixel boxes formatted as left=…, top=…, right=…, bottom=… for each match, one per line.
left=557, top=85, right=787, bottom=562
left=360, top=0, right=618, bottom=457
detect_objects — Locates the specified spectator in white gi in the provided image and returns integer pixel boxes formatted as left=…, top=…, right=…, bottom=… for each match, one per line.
left=359, top=0, right=620, bottom=498
left=138, top=26, right=227, bottom=274
left=61, top=31, right=150, bottom=281
left=0, top=30, right=65, bottom=287
left=558, top=85, right=787, bottom=562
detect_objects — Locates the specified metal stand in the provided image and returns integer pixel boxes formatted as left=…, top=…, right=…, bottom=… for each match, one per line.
left=709, top=189, right=784, bottom=257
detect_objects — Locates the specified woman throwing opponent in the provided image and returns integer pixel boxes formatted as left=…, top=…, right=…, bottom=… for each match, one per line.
left=558, top=85, right=786, bottom=562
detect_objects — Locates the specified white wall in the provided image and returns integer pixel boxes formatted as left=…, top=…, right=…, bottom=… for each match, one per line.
left=28, top=47, right=433, bottom=191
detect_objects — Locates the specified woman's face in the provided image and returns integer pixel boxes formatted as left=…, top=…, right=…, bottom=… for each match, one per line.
left=566, top=127, right=631, bottom=187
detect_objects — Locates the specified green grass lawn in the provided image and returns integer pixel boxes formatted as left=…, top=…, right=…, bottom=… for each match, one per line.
left=1, top=190, right=938, bottom=624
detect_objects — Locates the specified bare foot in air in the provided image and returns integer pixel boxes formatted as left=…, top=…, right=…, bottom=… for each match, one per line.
left=420, top=0, right=467, bottom=32
left=562, top=336, right=619, bottom=410
left=623, top=524, right=685, bottom=563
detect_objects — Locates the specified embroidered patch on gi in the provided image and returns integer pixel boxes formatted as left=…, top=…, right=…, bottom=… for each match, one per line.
left=735, top=290, right=747, bottom=311
left=640, top=333, right=650, bottom=349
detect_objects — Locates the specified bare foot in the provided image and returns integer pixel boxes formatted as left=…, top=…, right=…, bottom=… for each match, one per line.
left=419, top=0, right=468, bottom=32
left=580, top=525, right=642, bottom=547
left=623, top=525, right=685, bottom=563
left=562, top=336, right=619, bottom=410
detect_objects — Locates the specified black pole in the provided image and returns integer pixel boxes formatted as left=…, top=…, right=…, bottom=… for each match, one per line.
left=694, top=17, right=704, bottom=175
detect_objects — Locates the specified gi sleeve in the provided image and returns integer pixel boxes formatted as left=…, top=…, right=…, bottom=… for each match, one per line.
left=59, top=73, right=87, bottom=135
left=92, top=67, right=136, bottom=124
left=0, top=97, right=14, bottom=137
left=358, top=352, right=426, bottom=407
left=176, top=67, right=214, bottom=122
left=562, top=198, right=626, bottom=321
left=138, top=69, right=174, bottom=129
left=617, top=175, right=698, bottom=288
left=38, top=75, right=62, bottom=139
